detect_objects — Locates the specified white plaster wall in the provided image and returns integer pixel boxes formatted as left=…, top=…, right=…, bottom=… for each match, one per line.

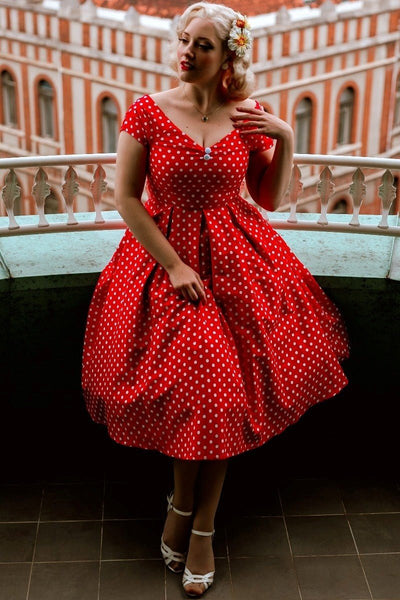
left=116, top=30, right=125, bottom=56
left=257, top=36, right=267, bottom=62
left=377, top=12, right=389, bottom=34
left=334, top=21, right=344, bottom=45
left=161, top=39, right=171, bottom=65
left=147, top=72, right=155, bottom=91
left=70, top=22, right=82, bottom=46
left=271, top=34, right=282, bottom=60
left=102, top=27, right=111, bottom=54
left=289, top=29, right=300, bottom=56
left=71, top=77, right=86, bottom=153
left=9, top=8, right=18, bottom=32
left=361, top=17, right=369, bottom=40
left=303, top=26, right=314, bottom=52
left=25, top=11, right=34, bottom=35
left=366, top=67, right=384, bottom=155
left=37, top=14, right=47, bottom=38
left=51, top=16, right=58, bottom=40
left=90, top=25, right=98, bottom=50
left=347, top=19, right=357, bottom=42
left=318, top=24, right=328, bottom=49
left=146, top=36, right=155, bottom=62
left=133, top=34, right=141, bottom=59
left=133, top=68, right=141, bottom=87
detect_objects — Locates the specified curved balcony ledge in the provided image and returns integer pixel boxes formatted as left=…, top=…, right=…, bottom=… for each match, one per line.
left=0, top=212, right=399, bottom=291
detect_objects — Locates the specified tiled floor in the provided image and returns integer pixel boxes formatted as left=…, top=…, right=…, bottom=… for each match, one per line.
left=1, top=457, right=400, bottom=600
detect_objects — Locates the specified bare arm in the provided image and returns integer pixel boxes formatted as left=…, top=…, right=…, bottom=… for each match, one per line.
left=231, top=106, right=294, bottom=211
left=115, top=131, right=206, bottom=303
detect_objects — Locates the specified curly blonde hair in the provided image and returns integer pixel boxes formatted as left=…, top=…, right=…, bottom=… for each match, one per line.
left=169, top=1, right=255, bottom=100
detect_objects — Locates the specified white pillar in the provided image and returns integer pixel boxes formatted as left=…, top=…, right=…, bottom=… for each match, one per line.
left=59, top=0, right=80, bottom=19
left=80, top=0, right=97, bottom=23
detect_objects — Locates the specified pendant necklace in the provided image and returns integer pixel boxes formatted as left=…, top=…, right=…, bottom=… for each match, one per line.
left=183, top=86, right=224, bottom=122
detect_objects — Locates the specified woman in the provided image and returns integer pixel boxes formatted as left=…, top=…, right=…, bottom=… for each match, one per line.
left=82, top=2, right=349, bottom=597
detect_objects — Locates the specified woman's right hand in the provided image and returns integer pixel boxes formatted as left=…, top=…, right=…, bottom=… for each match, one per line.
left=166, top=261, right=207, bottom=304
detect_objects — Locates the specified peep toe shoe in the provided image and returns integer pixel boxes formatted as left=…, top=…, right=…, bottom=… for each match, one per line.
left=160, top=492, right=192, bottom=574
left=182, top=528, right=215, bottom=598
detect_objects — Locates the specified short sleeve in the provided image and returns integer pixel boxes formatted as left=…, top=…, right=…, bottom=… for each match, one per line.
left=120, top=97, right=149, bottom=147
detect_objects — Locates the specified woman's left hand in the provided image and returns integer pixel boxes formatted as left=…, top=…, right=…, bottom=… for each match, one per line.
left=231, top=106, right=293, bottom=142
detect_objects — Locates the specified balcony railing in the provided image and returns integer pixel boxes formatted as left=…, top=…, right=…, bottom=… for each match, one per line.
left=0, top=152, right=399, bottom=237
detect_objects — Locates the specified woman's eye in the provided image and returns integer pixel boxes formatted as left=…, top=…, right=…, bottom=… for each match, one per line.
left=178, top=38, right=189, bottom=44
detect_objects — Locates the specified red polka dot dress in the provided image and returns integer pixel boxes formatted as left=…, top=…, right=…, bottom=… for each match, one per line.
left=82, top=95, right=349, bottom=461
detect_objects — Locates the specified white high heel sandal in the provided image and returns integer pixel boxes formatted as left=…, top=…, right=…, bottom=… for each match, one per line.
left=160, top=492, right=193, bottom=574
left=182, top=528, right=215, bottom=598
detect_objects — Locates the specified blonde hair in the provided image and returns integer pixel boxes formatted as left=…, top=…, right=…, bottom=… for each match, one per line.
left=170, top=1, right=255, bottom=100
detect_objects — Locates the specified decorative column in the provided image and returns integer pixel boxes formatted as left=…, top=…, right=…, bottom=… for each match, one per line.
left=59, top=0, right=81, bottom=19
left=80, top=0, right=97, bottom=23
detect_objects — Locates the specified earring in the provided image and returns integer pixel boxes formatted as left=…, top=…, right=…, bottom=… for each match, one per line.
left=221, top=62, right=229, bottom=70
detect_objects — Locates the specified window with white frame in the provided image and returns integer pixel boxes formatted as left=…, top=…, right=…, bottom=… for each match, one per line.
left=295, top=97, right=312, bottom=154
left=101, top=97, right=118, bottom=153
left=38, top=80, right=55, bottom=138
left=1, top=70, right=17, bottom=127
left=337, top=87, right=354, bottom=146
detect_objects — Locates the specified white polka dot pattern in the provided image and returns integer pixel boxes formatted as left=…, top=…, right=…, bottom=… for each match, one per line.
left=82, top=95, right=349, bottom=461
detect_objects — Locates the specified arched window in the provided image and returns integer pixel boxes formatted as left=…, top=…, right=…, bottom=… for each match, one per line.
left=331, top=199, right=349, bottom=214
left=101, top=97, right=118, bottom=153
left=395, top=78, right=400, bottom=128
left=45, top=190, right=60, bottom=214
left=1, top=70, right=17, bottom=127
left=295, top=97, right=312, bottom=154
left=38, top=80, right=55, bottom=138
left=337, top=87, right=354, bottom=145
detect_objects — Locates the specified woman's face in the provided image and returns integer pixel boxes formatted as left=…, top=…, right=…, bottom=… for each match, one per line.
left=177, top=17, right=227, bottom=86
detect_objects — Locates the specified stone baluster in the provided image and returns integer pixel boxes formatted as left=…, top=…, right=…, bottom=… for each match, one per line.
left=378, top=169, right=397, bottom=229
left=61, top=166, right=79, bottom=225
left=90, top=165, right=107, bottom=223
left=317, top=166, right=334, bottom=225
left=2, top=170, right=21, bottom=230
left=349, top=168, right=366, bottom=226
left=32, top=168, right=51, bottom=228
left=287, top=165, right=303, bottom=223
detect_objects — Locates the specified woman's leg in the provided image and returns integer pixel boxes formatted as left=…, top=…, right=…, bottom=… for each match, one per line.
left=162, top=459, right=201, bottom=571
left=184, top=459, right=229, bottom=596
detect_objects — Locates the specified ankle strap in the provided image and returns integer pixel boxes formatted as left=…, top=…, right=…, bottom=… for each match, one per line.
left=167, top=492, right=192, bottom=517
left=172, top=505, right=192, bottom=517
left=191, top=528, right=215, bottom=537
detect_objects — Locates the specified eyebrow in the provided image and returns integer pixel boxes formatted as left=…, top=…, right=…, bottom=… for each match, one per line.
left=181, top=33, right=214, bottom=43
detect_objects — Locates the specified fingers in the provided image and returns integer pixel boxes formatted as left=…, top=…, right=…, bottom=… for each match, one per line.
left=178, top=277, right=207, bottom=304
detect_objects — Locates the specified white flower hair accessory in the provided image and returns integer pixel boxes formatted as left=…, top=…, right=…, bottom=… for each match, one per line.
left=227, top=13, right=252, bottom=58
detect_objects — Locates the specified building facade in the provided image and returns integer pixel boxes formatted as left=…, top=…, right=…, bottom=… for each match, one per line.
left=0, top=0, right=399, bottom=214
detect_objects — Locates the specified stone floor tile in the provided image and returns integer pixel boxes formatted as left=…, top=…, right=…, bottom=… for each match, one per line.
left=286, top=515, right=357, bottom=556
left=102, top=519, right=163, bottom=560
left=280, top=478, right=344, bottom=516
left=0, top=523, right=37, bottom=562
left=28, top=561, right=99, bottom=600
left=340, top=479, right=400, bottom=514
left=100, top=559, right=165, bottom=600
left=230, top=556, right=300, bottom=600
left=226, top=516, right=290, bottom=557
left=361, top=553, right=400, bottom=599
left=40, top=483, right=103, bottom=521
left=0, top=562, right=31, bottom=600
left=348, top=514, right=400, bottom=553
left=0, top=485, right=43, bottom=522
left=294, top=555, right=370, bottom=600
left=34, top=521, right=101, bottom=562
